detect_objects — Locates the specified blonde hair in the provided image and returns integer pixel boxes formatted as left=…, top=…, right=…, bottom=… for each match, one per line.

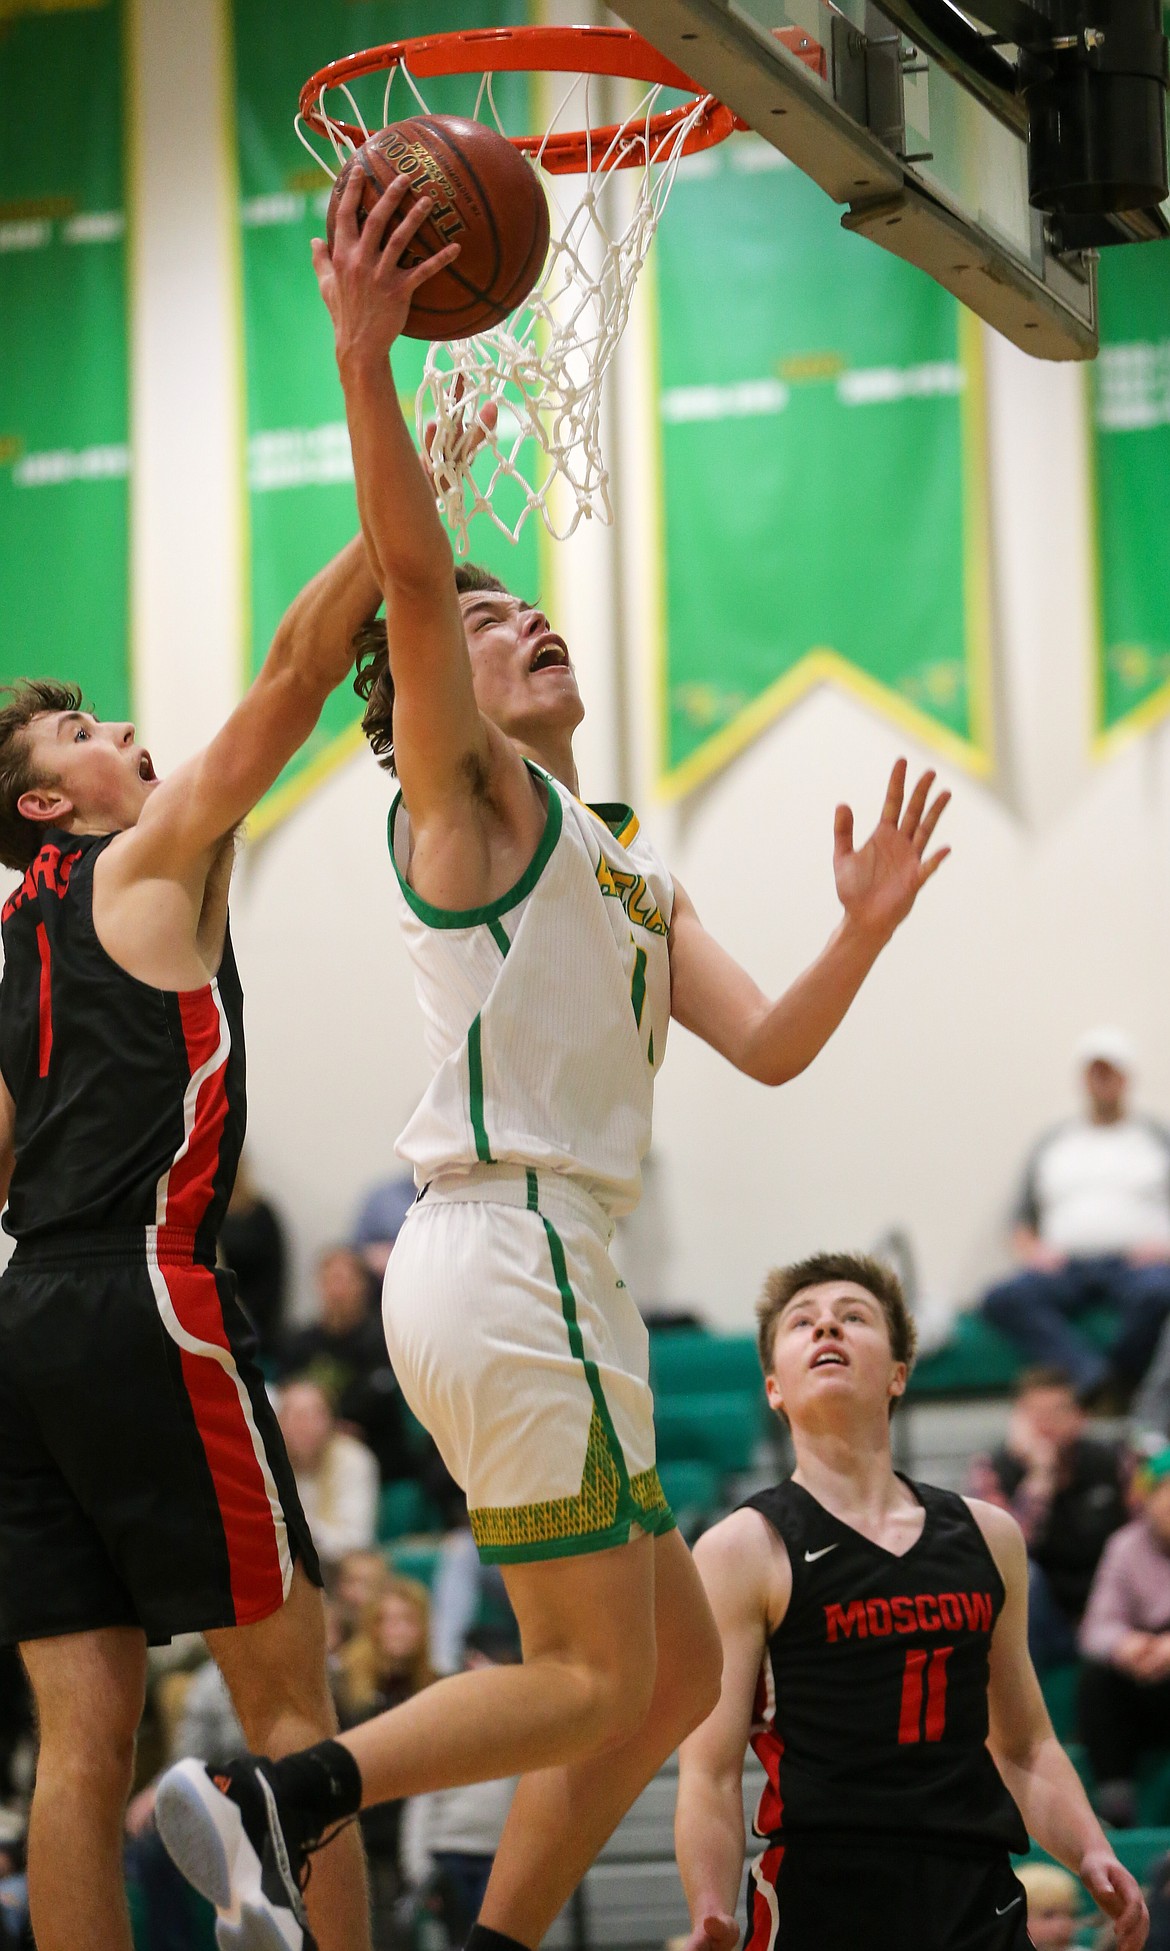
left=1016, top=1864, right=1079, bottom=1913
left=335, top=1574, right=437, bottom=1718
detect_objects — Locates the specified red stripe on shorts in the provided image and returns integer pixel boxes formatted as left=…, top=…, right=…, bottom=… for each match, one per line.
left=159, top=1260, right=285, bottom=1622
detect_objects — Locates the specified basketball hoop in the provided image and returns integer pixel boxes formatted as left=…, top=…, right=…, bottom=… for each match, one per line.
left=297, top=27, right=741, bottom=550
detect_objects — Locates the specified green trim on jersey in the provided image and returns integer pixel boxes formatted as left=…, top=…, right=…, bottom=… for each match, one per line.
left=469, top=1199, right=676, bottom=1564
left=488, top=918, right=511, bottom=957
left=387, top=762, right=563, bottom=929
left=630, top=946, right=648, bottom=1030
left=589, top=801, right=640, bottom=846
left=467, top=1015, right=492, bottom=1163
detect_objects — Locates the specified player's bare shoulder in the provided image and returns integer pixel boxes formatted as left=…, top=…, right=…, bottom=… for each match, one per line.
left=695, top=1503, right=793, bottom=1635
left=962, top=1495, right=1028, bottom=1590
left=90, top=805, right=238, bottom=993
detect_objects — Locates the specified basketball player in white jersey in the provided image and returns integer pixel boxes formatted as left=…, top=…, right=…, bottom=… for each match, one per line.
left=157, top=169, right=951, bottom=1951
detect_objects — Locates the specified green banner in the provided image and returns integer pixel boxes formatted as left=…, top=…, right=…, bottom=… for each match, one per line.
left=0, top=0, right=130, bottom=718
left=232, top=0, right=542, bottom=832
left=654, top=138, right=991, bottom=797
left=1092, top=238, right=1170, bottom=746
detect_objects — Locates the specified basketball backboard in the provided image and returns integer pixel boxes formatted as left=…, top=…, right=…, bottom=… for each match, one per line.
left=616, top=0, right=1170, bottom=360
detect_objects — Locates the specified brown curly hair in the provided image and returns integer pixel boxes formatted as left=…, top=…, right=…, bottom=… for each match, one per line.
left=354, top=563, right=510, bottom=773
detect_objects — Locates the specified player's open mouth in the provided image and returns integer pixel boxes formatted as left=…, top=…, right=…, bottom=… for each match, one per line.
left=529, top=635, right=570, bottom=673
left=138, top=752, right=157, bottom=782
left=811, top=1350, right=848, bottom=1369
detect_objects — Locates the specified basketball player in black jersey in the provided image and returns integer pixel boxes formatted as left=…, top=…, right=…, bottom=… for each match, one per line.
left=676, top=1251, right=1147, bottom=1951
left=0, top=480, right=455, bottom=1944
left=0, top=513, right=397, bottom=1951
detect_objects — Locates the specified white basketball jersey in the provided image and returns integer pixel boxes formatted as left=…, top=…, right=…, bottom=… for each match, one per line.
left=388, top=764, right=673, bottom=1218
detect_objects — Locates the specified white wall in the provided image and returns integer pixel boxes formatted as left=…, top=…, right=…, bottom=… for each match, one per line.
left=224, top=270, right=1170, bottom=1327
left=9, top=0, right=1170, bottom=1329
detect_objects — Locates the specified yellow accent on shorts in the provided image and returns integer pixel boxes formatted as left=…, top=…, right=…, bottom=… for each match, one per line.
left=469, top=1409, right=673, bottom=1562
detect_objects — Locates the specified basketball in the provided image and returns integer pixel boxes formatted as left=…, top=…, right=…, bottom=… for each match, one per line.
left=325, top=114, right=551, bottom=341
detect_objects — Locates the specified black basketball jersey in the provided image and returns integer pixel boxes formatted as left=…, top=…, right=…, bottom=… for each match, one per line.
left=744, top=1476, right=1027, bottom=1854
left=0, top=829, right=245, bottom=1257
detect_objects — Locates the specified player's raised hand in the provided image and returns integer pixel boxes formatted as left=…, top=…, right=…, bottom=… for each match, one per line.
left=1080, top=1849, right=1149, bottom=1951
left=833, top=757, right=950, bottom=942
left=311, top=164, right=460, bottom=363
left=680, top=1911, right=740, bottom=1951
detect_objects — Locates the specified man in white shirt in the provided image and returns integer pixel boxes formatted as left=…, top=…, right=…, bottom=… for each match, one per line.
left=982, top=1029, right=1170, bottom=1401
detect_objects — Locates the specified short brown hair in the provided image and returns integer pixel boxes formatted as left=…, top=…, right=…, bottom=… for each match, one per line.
left=0, top=679, right=83, bottom=872
left=1012, top=1364, right=1075, bottom=1399
left=756, top=1250, right=918, bottom=1381
left=354, top=563, right=511, bottom=772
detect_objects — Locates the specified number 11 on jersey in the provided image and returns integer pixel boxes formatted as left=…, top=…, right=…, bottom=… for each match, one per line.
left=898, top=1646, right=953, bottom=1743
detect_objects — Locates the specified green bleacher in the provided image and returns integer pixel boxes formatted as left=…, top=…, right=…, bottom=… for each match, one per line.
left=907, top=1307, right=1117, bottom=1399
left=649, top=1330, right=770, bottom=1494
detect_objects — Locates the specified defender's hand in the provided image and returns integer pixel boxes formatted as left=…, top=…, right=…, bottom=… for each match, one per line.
left=833, top=758, right=950, bottom=943
left=312, top=165, right=460, bottom=366
left=421, top=376, right=499, bottom=496
left=1080, top=1849, right=1149, bottom=1951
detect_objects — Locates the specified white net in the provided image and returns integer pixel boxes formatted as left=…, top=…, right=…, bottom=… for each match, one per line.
left=298, top=58, right=716, bottom=553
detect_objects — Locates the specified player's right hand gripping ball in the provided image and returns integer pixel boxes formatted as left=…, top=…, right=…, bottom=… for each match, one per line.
left=326, top=115, right=550, bottom=341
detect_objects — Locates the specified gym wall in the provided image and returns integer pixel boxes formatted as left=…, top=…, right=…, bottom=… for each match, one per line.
left=3, top=0, right=1170, bottom=1332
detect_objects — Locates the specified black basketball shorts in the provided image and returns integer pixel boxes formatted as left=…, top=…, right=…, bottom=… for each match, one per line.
left=745, top=1835, right=1032, bottom=1951
left=0, top=1233, right=321, bottom=1646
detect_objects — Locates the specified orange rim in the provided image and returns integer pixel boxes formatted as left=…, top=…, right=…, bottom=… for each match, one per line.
left=298, top=25, right=743, bottom=176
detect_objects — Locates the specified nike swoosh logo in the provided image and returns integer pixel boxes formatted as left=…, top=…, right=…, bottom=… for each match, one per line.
left=995, top=1897, right=1022, bottom=1915
left=804, top=1545, right=838, bottom=1562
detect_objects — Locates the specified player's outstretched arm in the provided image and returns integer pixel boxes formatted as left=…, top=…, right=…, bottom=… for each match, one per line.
left=312, top=167, right=529, bottom=841
left=668, top=759, right=950, bottom=1085
left=116, top=533, right=381, bottom=879
left=974, top=1500, right=1149, bottom=1951
left=676, top=1514, right=785, bottom=1951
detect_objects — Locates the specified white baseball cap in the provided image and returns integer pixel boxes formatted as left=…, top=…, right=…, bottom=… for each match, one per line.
left=1075, top=1025, right=1136, bottom=1074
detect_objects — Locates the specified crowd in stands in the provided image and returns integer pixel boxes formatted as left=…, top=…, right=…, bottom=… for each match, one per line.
left=9, top=1026, right=1170, bottom=1945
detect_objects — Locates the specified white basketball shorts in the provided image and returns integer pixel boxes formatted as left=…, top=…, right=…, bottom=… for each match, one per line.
left=381, top=1164, right=675, bottom=1564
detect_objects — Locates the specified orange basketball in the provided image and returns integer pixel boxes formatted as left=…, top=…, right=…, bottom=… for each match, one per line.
left=326, top=114, right=551, bottom=341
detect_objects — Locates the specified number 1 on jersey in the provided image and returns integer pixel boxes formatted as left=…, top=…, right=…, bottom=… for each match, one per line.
left=898, top=1646, right=952, bottom=1743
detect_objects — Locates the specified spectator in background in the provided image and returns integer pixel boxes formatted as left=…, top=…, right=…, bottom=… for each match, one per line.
left=1079, top=1445, right=1170, bottom=1827
left=968, top=1366, right=1128, bottom=1668
left=428, top=1527, right=511, bottom=1676
left=278, top=1378, right=379, bottom=1576
left=125, top=1656, right=248, bottom=1951
left=335, top=1576, right=437, bottom=1951
left=982, top=1027, right=1170, bottom=1403
left=1146, top=1853, right=1170, bottom=1951
left=217, top=1152, right=287, bottom=1360
left=0, top=1819, right=29, bottom=1951
left=279, top=1244, right=414, bottom=1483
left=352, top=1174, right=417, bottom=1283
left=330, top=1548, right=395, bottom=1653
left=400, top=1614, right=522, bottom=1941
left=0, top=1651, right=31, bottom=1806
left=1015, top=1863, right=1081, bottom=1948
